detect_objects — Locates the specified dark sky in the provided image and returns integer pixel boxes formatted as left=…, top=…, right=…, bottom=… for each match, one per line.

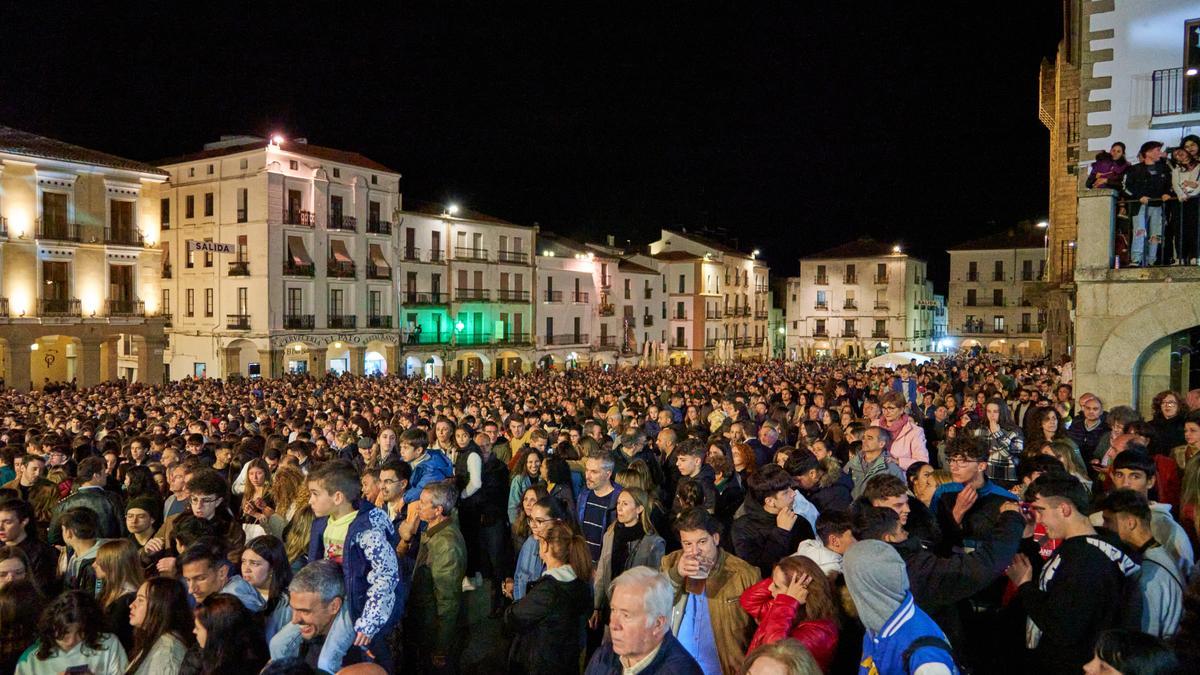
left=0, top=2, right=1062, bottom=293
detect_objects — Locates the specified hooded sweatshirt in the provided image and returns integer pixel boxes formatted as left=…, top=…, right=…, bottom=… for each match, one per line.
left=844, top=540, right=957, bottom=675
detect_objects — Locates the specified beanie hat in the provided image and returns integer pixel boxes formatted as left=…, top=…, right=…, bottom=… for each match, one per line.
left=843, top=540, right=908, bottom=634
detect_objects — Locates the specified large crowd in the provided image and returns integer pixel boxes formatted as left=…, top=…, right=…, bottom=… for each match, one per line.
left=0, top=357, right=1198, bottom=675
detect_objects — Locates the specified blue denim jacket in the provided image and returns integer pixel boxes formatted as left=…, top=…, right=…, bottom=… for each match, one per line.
left=512, top=536, right=546, bottom=601
left=269, top=602, right=355, bottom=673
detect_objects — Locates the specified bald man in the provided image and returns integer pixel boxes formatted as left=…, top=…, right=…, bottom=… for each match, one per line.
left=336, top=664, right=387, bottom=675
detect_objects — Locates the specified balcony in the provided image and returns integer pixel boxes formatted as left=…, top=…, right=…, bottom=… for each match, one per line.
left=843, top=300, right=857, bottom=309
left=236, top=209, right=247, bottom=223
left=814, top=302, right=828, bottom=311
left=814, top=329, right=828, bottom=337
left=105, top=227, right=144, bottom=246
left=497, top=333, right=532, bottom=346
left=705, top=338, right=717, bottom=349
left=874, top=301, right=889, bottom=310
left=644, top=289, right=653, bottom=300
left=0, top=297, right=7, bottom=317
left=366, top=220, right=392, bottom=235
left=814, top=275, right=828, bottom=285
left=227, top=314, right=251, bottom=330
left=600, top=277, right=612, bottom=290
left=327, top=260, right=356, bottom=279
left=755, top=284, right=769, bottom=293
left=429, top=249, right=446, bottom=263
left=597, top=335, right=619, bottom=350
left=403, top=292, right=449, bottom=305
left=598, top=303, right=615, bottom=317
left=546, top=333, right=588, bottom=346
left=283, top=262, right=315, bottom=277
left=706, top=308, right=723, bottom=319
left=966, top=272, right=978, bottom=282
left=735, top=337, right=754, bottom=348
left=40, top=298, right=81, bottom=316
left=406, top=332, right=451, bottom=345
left=871, top=330, right=889, bottom=338
left=368, top=315, right=392, bottom=329
left=283, top=314, right=315, bottom=330
left=455, top=247, right=489, bottom=262
left=572, top=291, right=589, bottom=303
left=544, top=290, right=563, bottom=303
left=670, top=340, right=688, bottom=349
left=228, top=260, right=250, bottom=276
left=1152, top=67, right=1200, bottom=127
left=283, top=210, right=317, bottom=228
left=366, top=263, right=391, bottom=280
left=497, top=289, right=531, bottom=302
left=455, top=288, right=491, bottom=302
left=328, top=215, right=357, bottom=232
left=455, top=333, right=491, bottom=346
left=36, top=220, right=81, bottom=242
left=162, top=263, right=173, bottom=279
left=993, top=273, right=1005, bottom=282
left=874, top=275, right=889, bottom=284
left=107, top=299, right=144, bottom=317
left=843, top=329, right=858, bottom=338
left=755, top=310, right=768, bottom=320
left=961, top=323, right=1007, bottom=335
left=673, top=310, right=688, bottom=320
left=498, top=250, right=529, bottom=264
left=642, top=315, right=654, bottom=327
left=328, top=314, right=357, bottom=329
left=737, top=306, right=752, bottom=317
left=845, top=274, right=857, bottom=284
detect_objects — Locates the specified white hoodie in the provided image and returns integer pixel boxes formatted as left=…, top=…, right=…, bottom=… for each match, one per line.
left=794, top=538, right=843, bottom=575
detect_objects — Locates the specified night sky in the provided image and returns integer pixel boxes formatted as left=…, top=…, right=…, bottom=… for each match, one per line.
left=0, top=2, right=1062, bottom=292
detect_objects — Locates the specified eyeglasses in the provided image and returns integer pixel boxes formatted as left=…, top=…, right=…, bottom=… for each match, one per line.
left=946, top=457, right=981, bottom=466
left=189, top=496, right=220, bottom=506
left=881, top=405, right=900, bottom=411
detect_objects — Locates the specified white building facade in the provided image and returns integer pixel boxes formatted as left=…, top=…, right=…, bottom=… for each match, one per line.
left=785, top=239, right=934, bottom=359
left=947, top=228, right=1047, bottom=357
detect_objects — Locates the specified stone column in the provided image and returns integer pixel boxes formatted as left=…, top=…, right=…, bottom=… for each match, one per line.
left=1077, top=189, right=1117, bottom=271
left=78, top=337, right=104, bottom=389
left=348, top=345, right=366, bottom=376
left=137, top=337, right=166, bottom=386
left=101, top=337, right=120, bottom=382
left=6, top=337, right=33, bottom=391
left=383, top=344, right=399, bottom=375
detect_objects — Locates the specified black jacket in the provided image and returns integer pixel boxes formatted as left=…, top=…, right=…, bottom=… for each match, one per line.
left=730, top=496, right=816, bottom=578
left=585, top=631, right=702, bottom=675
left=47, top=486, right=124, bottom=545
left=614, top=446, right=663, bottom=488
left=892, top=510, right=1024, bottom=648
left=802, top=472, right=853, bottom=513
left=504, top=574, right=593, bottom=675
left=1123, top=159, right=1172, bottom=201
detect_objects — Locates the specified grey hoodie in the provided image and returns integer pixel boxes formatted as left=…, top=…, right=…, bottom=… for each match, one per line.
left=843, top=540, right=909, bottom=634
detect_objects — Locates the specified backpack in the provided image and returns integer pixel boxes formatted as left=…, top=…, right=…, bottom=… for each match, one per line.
left=902, top=635, right=964, bottom=675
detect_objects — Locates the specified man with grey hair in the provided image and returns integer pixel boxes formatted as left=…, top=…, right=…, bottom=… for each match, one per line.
left=269, top=559, right=363, bottom=673
left=584, top=566, right=702, bottom=675
left=613, top=429, right=662, bottom=486
left=578, top=452, right=622, bottom=563
left=404, top=480, right=466, bottom=672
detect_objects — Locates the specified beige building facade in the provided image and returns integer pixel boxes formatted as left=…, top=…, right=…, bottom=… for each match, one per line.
left=947, top=228, right=1047, bottom=357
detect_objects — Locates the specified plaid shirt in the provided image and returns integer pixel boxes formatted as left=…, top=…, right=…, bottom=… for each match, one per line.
left=976, top=426, right=1023, bottom=486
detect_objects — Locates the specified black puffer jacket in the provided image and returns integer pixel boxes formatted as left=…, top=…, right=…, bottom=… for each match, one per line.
left=504, top=572, right=593, bottom=675
left=730, top=496, right=816, bottom=578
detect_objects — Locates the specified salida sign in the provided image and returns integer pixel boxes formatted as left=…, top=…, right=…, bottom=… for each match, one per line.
left=187, top=240, right=235, bottom=254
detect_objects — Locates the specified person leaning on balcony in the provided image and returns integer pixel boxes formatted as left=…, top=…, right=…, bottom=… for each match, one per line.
left=1170, top=142, right=1200, bottom=265
left=1123, top=140, right=1173, bottom=267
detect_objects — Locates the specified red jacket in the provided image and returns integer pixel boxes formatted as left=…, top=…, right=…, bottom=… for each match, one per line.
left=739, top=578, right=838, bottom=673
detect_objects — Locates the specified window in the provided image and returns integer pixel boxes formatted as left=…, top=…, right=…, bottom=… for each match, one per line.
left=371, top=174, right=378, bottom=185
left=287, top=288, right=302, bottom=315
left=188, top=167, right=194, bottom=177
left=239, top=158, right=248, bottom=170
left=160, top=198, right=170, bottom=228
left=994, top=315, right=1005, bottom=331
left=204, top=192, right=213, bottom=217
left=237, top=287, right=248, bottom=315
left=332, top=168, right=340, bottom=178
left=966, top=289, right=976, bottom=306
left=815, top=319, right=826, bottom=334
left=185, top=195, right=195, bottom=219
left=237, top=235, right=248, bottom=262
left=967, top=261, right=977, bottom=281
left=993, top=289, right=1004, bottom=306
left=677, top=274, right=685, bottom=294
left=186, top=289, right=195, bottom=317
left=816, top=264, right=826, bottom=281
left=236, top=188, right=248, bottom=223
left=289, top=160, right=299, bottom=171
left=845, top=319, right=855, bottom=334
left=1022, top=259, right=1033, bottom=281
left=330, top=288, right=344, bottom=315
left=330, top=195, right=343, bottom=224
left=624, top=278, right=631, bottom=300
left=369, top=201, right=380, bottom=226
left=203, top=238, right=214, bottom=267
left=994, top=260, right=1004, bottom=282
left=206, top=164, right=214, bottom=175
left=161, top=289, right=170, bottom=314
left=205, top=289, right=214, bottom=317
left=816, top=290, right=827, bottom=306
left=845, top=264, right=856, bottom=282
left=875, top=319, right=886, bottom=333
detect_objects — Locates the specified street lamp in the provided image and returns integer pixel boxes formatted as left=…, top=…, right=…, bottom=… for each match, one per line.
left=446, top=203, right=460, bottom=216
left=1037, top=220, right=1049, bottom=277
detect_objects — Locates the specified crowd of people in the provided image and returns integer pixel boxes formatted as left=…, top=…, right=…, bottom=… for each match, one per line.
left=0, top=356, right=1198, bottom=674
left=1087, top=133, right=1200, bottom=267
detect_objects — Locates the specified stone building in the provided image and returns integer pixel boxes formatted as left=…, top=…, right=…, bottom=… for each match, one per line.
left=947, top=227, right=1047, bottom=357
left=1069, top=1, right=1200, bottom=409
left=0, top=125, right=168, bottom=390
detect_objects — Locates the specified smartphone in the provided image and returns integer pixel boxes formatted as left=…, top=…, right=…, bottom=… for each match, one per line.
left=64, top=666, right=91, bottom=674
left=1019, top=502, right=1033, bottom=518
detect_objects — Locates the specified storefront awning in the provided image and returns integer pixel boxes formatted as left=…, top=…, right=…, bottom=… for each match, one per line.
left=331, top=239, right=353, bottom=263
left=288, top=236, right=312, bottom=265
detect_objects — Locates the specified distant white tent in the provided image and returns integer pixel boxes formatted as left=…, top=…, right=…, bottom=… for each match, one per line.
left=866, top=351, right=931, bottom=369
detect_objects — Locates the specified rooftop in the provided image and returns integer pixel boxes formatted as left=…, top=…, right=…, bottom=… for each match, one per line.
left=156, top=137, right=397, bottom=174
left=801, top=238, right=915, bottom=260
left=401, top=200, right=524, bottom=227
left=618, top=258, right=660, bottom=275
left=661, top=228, right=753, bottom=259
left=947, top=227, right=1046, bottom=251
left=0, top=125, right=168, bottom=177
left=651, top=250, right=702, bottom=262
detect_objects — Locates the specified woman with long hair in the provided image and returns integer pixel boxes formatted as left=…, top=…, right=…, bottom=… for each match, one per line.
left=1025, top=406, right=1085, bottom=471
left=614, top=469, right=673, bottom=550
left=732, top=442, right=758, bottom=483
left=123, top=465, right=163, bottom=506
left=967, top=397, right=1025, bottom=488
left=16, top=590, right=128, bottom=674
left=187, top=594, right=270, bottom=675
left=125, top=576, right=193, bottom=674
left=0, top=545, right=35, bottom=591
left=511, top=483, right=551, bottom=553
left=241, top=535, right=294, bottom=641
left=1172, top=144, right=1200, bottom=265
left=1150, top=390, right=1191, bottom=456
left=94, top=539, right=145, bottom=653
left=503, top=520, right=593, bottom=675
left=542, top=455, right=576, bottom=516
left=375, top=425, right=401, bottom=464
left=506, top=496, right=570, bottom=602
left=506, top=447, right=544, bottom=524
left=241, top=458, right=274, bottom=524
left=0, top=579, right=41, bottom=674
left=590, top=487, right=665, bottom=630
left=261, top=466, right=307, bottom=539
left=739, top=555, right=839, bottom=673
left=282, top=504, right=315, bottom=573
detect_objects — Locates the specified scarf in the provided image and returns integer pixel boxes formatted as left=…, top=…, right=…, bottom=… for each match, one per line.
left=610, top=520, right=645, bottom=579
left=884, top=414, right=910, bottom=448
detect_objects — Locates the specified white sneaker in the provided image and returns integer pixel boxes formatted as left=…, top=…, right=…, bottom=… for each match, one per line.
left=462, top=576, right=477, bottom=592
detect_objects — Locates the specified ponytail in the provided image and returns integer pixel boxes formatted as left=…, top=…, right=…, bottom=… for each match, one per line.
left=543, top=521, right=594, bottom=580
left=567, top=532, right=593, bottom=581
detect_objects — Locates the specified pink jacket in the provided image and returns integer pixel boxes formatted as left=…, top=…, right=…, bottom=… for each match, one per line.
left=873, top=417, right=928, bottom=470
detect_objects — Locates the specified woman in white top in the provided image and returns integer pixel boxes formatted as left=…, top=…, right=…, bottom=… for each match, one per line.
left=1171, top=144, right=1200, bottom=265
left=16, top=590, right=128, bottom=675
left=125, top=577, right=193, bottom=675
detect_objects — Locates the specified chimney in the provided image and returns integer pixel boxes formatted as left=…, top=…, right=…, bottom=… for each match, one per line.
left=606, top=234, right=615, bottom=247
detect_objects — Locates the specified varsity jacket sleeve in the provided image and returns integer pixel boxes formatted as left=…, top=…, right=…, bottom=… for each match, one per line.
left=353, top=521, right=399, bottom=638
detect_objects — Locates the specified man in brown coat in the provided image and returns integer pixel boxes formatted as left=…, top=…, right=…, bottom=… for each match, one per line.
left=661, top=507, right=760, bottom=674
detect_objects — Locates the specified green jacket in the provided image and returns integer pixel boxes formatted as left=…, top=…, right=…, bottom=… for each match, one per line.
left=408, top=518, right=466, bottom=655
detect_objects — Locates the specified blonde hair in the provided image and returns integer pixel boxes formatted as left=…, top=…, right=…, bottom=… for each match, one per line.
left=930, top=470, right=954, bottom=488
left=741, top=638, right=822, bottom=675
left=271, top=466, right=308, bottom=515
left=96, top=539, right=144, bottom=609
left=284, top=505, right=316, bottom=564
